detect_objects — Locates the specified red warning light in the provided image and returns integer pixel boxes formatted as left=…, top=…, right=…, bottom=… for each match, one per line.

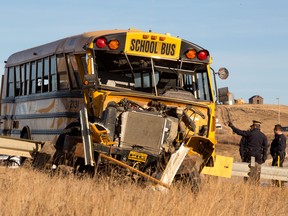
left=96, top=37, right=107, bottom=48
left=197, top=50, right=209, bottom=60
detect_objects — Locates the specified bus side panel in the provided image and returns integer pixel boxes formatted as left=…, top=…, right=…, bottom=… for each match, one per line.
left=1, top=96, right=83, bottom=143
left=0, top=102, right=14, bottom=136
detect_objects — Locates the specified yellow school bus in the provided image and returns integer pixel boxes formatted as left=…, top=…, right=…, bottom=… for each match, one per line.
left=0, top=29, right=228, bottom=188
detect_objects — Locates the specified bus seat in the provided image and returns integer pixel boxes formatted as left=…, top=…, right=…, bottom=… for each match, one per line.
left=157, top=72, right=178, bottom=94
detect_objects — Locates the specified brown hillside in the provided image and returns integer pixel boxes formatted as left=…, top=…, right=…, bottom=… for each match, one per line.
left=215, top=104, right=288, bottom=162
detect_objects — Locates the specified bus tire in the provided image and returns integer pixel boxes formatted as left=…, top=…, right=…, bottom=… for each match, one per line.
left=19, top=130, right=32, bottom=167
left=33, top=141, right=56, bottom=170
left=175, top=154, right=203, bottom=194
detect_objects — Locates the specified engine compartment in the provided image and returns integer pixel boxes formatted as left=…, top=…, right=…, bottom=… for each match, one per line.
left=101, top=98, right=208, bottom=157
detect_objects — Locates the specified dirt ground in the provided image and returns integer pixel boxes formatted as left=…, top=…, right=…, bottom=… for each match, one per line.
left=215, top=104, right=288, bottom=163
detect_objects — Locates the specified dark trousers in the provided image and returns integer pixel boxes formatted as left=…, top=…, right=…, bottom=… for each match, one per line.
left=272, top=153, right=285, bottom=167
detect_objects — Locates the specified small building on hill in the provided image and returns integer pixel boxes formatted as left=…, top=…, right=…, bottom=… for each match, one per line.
left=249, top=95, right=263, bottom=104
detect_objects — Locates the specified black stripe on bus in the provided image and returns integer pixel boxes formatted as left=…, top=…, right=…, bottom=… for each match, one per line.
left=1, top=90, right=83, bottom=103
left=0, top=129, right=64, bottom=136
left=0, top=112, right=79, bottom=120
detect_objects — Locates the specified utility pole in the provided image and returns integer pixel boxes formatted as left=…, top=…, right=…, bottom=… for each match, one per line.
left=276, top=97, right=280, bottom=124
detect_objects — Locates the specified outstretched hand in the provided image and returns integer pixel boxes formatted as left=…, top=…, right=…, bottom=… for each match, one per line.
left=228, top=121, right=233, bottom=127
left=262, top=155, right=267, bottom=163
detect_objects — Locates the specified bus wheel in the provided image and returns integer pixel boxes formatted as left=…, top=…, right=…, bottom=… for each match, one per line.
left=73, top=157, right=96, bottom=178
left=50, top=121, right=82, bottom=175
left=19, top=131, right=32, bottom=168
left=175, top=155, right=203, bottom=194
left=33, top=141, right=56, bottom=170
left=175, top=166, right=201, bottom=194
left=186, top=167, right=201, bottom=193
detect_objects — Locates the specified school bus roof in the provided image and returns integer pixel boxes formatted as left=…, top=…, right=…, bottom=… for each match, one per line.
left=5, top=29, right=142, bottom=67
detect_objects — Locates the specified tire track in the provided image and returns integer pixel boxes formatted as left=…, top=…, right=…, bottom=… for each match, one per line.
left=218, top=106, right=232, bottom=126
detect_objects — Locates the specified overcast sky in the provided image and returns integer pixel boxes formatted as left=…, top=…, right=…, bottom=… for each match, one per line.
left=0, top=0, right=287, bottom=105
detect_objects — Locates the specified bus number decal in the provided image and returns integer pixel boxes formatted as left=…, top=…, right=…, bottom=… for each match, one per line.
left=69, top=100, right=79, bottom=109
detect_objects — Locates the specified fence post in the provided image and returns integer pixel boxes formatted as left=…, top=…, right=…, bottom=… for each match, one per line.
left=275, top=155, right=282, bottom=187
left=248, top=157, right=261, bottom=184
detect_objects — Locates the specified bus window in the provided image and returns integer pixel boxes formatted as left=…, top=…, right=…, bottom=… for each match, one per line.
left=67, top=55, right=80, bottom=89
left=0, top=74, right=4, bottom=99
left=30, top=62, right=36, bottom=94
left=183, top=73, right=198, bottom=97
left=1, top=69, right=8, bottom=98
left=134, top=73, right=141, bottom=88
left=134, top=71, right=159, bottom=92
left=20, top=65, right=25, bottom=96
left=7, top=67, right=14, bottom=97
left=50, top=56, right=57, bottom=91
left=43, top=57, right=49, bottom=92
left=15, top=66, right=21, bottom=96
left=57, top=55, right=69, bottom=90
left=25, top=63, right=30, bottom=95
left=157, top=72, right=178, bottom=94
left=98, top=70, right=135, bottom=89
left=37, top=60, right=43, bottom=93
left=182, top=71, right=212, bottom=101
left=81, top=56, right=88, bottom=75
left=197, top=72, right=211, bottom=101
left=143, top=72, right=151, bottom=88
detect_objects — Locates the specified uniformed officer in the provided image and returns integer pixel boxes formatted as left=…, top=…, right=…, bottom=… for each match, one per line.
left=239, top=125, right=253, bottom=162
left=228, top=120, right=268, bottom=164
left=270, top=124, right=286, bottom=167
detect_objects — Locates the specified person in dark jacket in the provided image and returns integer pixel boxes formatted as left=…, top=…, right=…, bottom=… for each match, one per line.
left=239, top=125, right=253, bottom=162
left=228, top=120, right=268, bottom=164
left=270, top=124, right=286, bottom=167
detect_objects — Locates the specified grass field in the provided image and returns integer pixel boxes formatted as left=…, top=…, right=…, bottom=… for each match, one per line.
left=0, top=168, right=288, bottom=216
left=1, top=104, right=288, bottom=216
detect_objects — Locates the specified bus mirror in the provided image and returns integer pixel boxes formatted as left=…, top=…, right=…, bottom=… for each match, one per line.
left=83, top=74, right=98, bottom=89
left=217, top=67, right=229, bottom=80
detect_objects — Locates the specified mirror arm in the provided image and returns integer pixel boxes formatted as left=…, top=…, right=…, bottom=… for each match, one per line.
left=211, top=67, right=219, bottom=103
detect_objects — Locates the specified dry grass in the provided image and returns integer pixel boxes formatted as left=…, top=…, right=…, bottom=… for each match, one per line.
left=1, top=104, right=288, bottom=215
left=0, top=168, right=288, bottom=216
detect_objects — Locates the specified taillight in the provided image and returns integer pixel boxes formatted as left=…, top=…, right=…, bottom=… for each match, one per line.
left=185, top=49, right=197, bottom=59
left=108, top=39, right=119, bottom=50
left=95, top=37, right=107, bottom=48
left=197, top=50, right=209, bottom=60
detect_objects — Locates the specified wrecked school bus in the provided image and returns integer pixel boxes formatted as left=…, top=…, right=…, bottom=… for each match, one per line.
left=0, top=29, right=229, bottom=189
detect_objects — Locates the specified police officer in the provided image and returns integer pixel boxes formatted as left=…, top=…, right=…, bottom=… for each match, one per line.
left=270, top=124, right=286, bottom=167
left=228, top=120, right=268, bottom=164
left=239, top=125, right=253, bottom=162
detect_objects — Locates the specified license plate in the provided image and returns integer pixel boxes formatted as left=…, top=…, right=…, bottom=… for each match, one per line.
left=128, top=151, right=148, bottom=163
